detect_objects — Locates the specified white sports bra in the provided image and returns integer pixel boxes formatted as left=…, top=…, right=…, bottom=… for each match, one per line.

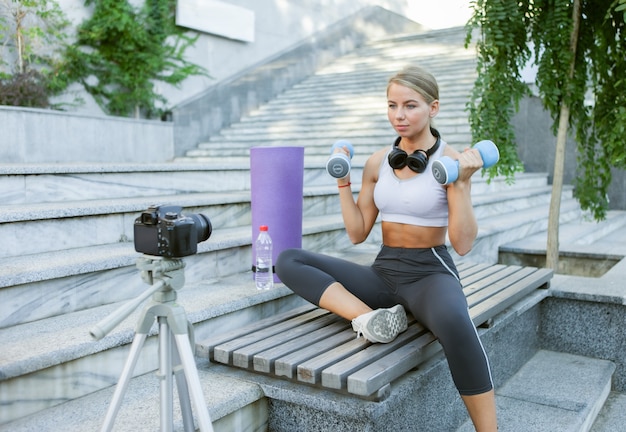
left=373, top=139, right=449, bottom=227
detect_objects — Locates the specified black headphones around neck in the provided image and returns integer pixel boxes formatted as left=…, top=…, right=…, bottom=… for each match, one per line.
left=387, top=128, right=441, bottom=173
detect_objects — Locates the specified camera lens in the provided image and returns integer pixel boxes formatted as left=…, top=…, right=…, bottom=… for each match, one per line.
left=190, top=213, right=212, bottom=242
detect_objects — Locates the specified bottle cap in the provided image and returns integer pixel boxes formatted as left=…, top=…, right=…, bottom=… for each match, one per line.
left=260, top=225, right=268, bottom=231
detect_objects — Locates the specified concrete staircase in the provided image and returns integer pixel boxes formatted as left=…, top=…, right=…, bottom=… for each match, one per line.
left=2, top=26, right=625, bottom=431
left=458, top=350, right=616, bottom=432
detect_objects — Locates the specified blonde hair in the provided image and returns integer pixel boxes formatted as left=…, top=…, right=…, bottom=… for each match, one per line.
left=387, top=66, right=439, bottom=104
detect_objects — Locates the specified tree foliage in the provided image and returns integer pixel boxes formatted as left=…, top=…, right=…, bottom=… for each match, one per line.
left=0, top=0, right=72, bottom=107
left=466, top=0, right=626, bottom=220
left=64, top=0, right=208, bottom=118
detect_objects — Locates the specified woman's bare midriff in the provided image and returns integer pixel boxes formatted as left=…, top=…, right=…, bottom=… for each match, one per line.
left=381, top=221, right=447, bottom=248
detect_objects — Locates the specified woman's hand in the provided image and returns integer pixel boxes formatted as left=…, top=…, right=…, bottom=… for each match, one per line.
left=455, top=147, right=484, bottom=183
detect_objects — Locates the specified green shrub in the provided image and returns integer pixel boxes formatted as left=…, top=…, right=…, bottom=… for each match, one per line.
left=0, top=70, right=49, bottom=108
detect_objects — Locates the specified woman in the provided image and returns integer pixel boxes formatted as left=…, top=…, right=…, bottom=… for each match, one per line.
left=275, top=65, right=497, bottom=431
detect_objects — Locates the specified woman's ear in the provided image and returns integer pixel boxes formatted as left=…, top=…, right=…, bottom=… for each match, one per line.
left=429, top=100, right=440, bottom=118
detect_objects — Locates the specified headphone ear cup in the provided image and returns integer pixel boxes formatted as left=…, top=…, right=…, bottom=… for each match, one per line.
left=388, top=148, right=408, bottom=169
left=406, top=150, right=429, bottom=173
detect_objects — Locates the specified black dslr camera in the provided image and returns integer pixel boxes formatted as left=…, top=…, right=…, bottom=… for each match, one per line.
left=134, top=205, right=212, bottom=258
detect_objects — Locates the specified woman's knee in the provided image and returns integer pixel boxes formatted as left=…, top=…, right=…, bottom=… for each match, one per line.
left=430, top=308, right=473, bottom=341
left=275, top=248, right=302, bottom=277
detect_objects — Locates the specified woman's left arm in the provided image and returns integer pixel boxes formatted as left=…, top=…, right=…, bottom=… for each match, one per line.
left=446, top=148, right=483, bottom=256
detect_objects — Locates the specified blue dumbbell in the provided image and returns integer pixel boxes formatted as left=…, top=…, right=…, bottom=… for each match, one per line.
left=326, top=140, right=354, bottom=179
left=432, top=140, right=499, bottom=185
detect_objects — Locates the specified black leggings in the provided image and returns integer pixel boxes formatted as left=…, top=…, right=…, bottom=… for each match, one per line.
left=275, top=245, right=493, bottom=396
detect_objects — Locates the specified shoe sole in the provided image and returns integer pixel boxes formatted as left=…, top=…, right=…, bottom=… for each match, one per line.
left=364, top=305, right=408, bottom=343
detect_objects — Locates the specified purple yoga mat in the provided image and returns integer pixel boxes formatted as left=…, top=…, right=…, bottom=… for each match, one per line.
left=250, top=146, right=304, bottom=282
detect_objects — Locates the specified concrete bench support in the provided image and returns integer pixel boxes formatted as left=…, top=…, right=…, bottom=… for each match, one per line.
left=197, top=262, right=553, bottom=401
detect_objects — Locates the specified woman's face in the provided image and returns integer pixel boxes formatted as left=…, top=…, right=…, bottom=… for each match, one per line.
left=387, top=83, right=438, bottom=139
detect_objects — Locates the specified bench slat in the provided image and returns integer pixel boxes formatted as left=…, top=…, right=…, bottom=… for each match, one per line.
left=274, top=329, right=356, bottom=378
left=466, top=266, right=535, bottom=307
left=320, top=323, right=426, bottom=389
left=253, top=320, right=349, bottom=373
left=197, top=304, right=317, bottom=358
left=214, top=308, right=328, bottom=364
left=233, top=312, right=341, bottom=368
left=461, top=264, right=511, bottom=287
left=297, top=337, right=369, bottom=384
left=347, top=332, right=439, bottom=396
left=470, top=268, right=552, bottom=326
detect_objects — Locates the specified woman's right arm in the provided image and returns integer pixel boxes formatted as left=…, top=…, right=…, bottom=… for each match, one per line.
left=337, top=150, right=383, bottom=244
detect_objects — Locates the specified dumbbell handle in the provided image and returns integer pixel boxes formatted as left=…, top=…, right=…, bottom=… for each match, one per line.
left=326, top=140, right=354, bottom=179
left=432, top=140, right=499, bottom=185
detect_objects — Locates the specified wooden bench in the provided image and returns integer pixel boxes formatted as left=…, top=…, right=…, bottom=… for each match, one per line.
left=197, top=262, right=553, bottom=401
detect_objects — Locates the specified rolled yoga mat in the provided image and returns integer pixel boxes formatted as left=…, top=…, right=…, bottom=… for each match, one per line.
left=250, top=146, right=304, bottom=283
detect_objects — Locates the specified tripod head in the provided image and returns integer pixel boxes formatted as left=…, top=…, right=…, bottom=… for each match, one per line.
left=89, top=255, right=186, bottom=340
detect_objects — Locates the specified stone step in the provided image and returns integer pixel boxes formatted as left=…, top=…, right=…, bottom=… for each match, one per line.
left=217, top=118, right=471, bottom=140
left=499, top=210, right=626, bottom=255
left=193, top=133, right=473, bottom=154
left=0, top=161, right=370, bottom=203
left=456, top=195, right=583, bottom=264
left=472, top=185, right=572, bottom=220
left=205, top=122, right=471, bottom=142
left=273, top=81, right=473, bottom=98
left=258, top=84, right=472, bottom=105
left=238, top=86, right=471, bottom=119
left=0, top=163, right=252, bottom=205
left=0, top=360, right=268, bottom=432
left=457, top=350, right=616, bottom=432
left=227, top=112, right=470, bottom=133
left=591, top=392, right=626, bottom=431
left=498, top=210, right=626, bottom=276
left=242, top=100, right=471, bottom=119
left=295, top=55, right=475, bottom=85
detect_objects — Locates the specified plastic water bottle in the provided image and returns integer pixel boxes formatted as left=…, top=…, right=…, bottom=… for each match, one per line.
left=255, top=225, right=274, bottom=290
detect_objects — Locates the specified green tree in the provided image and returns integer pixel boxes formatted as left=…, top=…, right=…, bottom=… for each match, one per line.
left=65, top=0, right=208, bottom=118
left=0, top=0, right=72, bottom=107
left=466, top=0, right=626, bottom=270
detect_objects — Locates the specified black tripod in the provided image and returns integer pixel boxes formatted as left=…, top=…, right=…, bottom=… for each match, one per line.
left=90, top=256, right=214, bottom=432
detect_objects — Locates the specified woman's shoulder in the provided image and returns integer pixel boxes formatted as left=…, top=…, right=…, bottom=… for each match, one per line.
left=362, top=146, right=390, bottom=182
left=366, top=146, right=389, bottom=168
left=442, top=142, right=461, bottom=159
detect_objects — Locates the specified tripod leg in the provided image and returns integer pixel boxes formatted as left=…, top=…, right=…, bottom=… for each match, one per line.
left=172, top=342, right=195, bottom=432
left=101, top=333, right=148, bottom=432
left=158, top=318, right=174, bottom=432
left=174, top=333, right=215, bottom=432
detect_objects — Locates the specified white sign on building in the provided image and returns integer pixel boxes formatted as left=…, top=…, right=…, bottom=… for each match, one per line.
left=176, top=0, right=255, bottom=43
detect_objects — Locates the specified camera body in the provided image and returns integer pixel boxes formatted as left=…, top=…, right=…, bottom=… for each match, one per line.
left=134, top=205, right=212, bottom=258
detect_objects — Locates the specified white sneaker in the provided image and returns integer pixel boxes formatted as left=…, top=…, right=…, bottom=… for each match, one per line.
left=351, top=305, right=408, bottom=343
